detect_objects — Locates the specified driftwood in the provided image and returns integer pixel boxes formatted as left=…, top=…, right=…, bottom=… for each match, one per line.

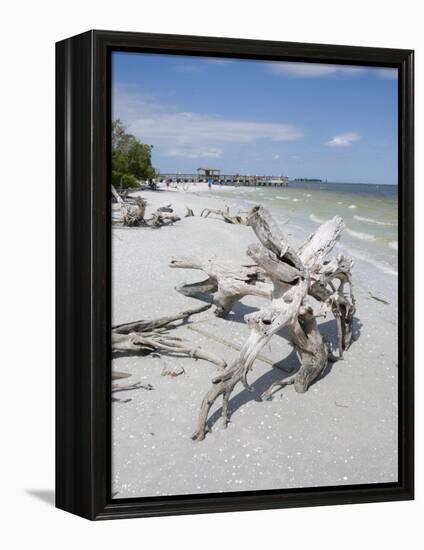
left=150, top=211, right=181, bottom=227
left=112, top=303, right=226, bottom=369
left=169, top=257, right=272, bottom=317
left=111, top=185, right=124, bottom=204
left=200, top=205, right=247, bottom=224
left=187, top=325, right=293, bottom=372
left=122, top=196, right=147, bottom=226
left=111, top=371, right=154, bottom=402
left=156, top=204, right=173, bottom=213
left=112, top=185, right=181, bottom=227
left=191, top=205, right=356, bottom=440
left=368, top=292, right=390, bottom=305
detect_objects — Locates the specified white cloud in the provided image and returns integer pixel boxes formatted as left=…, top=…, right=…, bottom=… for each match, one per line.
left=113, top=87, right=303, bottom=160
left=375, top=67, right=398, bottom=79
left=173, top=58, right=234, bottom=74
left=267, top=62, right=396, bottom=80
left=166, top=146, right=223, bottom=159
left=173, top=64, right=200, bottom=74
left=326, top=132, right=361, bottom=147
left=205, top=58, right=233, bottom=65
left=267, top=62, right=367, bottom=78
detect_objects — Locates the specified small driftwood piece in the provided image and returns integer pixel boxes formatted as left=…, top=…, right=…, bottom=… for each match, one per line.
left=111, top=371, right=154, bottom=402
left=156, top=204, right=173, bottom=213
left=200, top=205, right=247, bottom=224
left=149, top=210, right=181, bottom=227
left=112, top=303, right=226, bottom=369
left=192, top=205, right=356, bottom=440
left=368, top=292, right=390, bottom=305
left=169, top=257, right=272, bottom=317
left=112, top=184, right=124, bottom=204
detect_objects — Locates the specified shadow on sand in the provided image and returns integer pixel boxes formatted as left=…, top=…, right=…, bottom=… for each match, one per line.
left=206, top=347, right=300, bottom=431
left=204, top=314, right=362, bottom=432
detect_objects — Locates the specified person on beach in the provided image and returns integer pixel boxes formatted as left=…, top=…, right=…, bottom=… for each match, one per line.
left=208, top=178, right=212, bottom=189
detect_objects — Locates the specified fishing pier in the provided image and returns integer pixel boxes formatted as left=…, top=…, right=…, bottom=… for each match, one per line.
left=157, top=167, right=289, bottom=187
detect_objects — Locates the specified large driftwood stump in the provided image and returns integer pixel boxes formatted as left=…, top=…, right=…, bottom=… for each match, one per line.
left=112, top=303, right=226, bottom=369
left=122, top=196, right=147, bottom=226
left=192, top=205, right=356, bottom=440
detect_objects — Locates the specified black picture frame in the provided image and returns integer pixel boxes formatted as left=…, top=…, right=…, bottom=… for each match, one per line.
left=56, top=29, right=414, bottom=520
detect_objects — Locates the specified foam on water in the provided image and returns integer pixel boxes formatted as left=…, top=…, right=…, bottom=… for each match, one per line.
left=310, top=214, right=377, bottom=242
left=346, top=228, right=376, bottom=242
left=213, top=181, right=398, bottom=281
left=339, top=245, right=398, bottom=276
left=354, top=215, right=396, bottom=227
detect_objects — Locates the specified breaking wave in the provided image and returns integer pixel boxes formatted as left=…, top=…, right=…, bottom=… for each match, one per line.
left=354, top=215, right=396, bottom=227
left=346, top=229, right=376, bottom=241
left=337, top=245, right=398, bottom=276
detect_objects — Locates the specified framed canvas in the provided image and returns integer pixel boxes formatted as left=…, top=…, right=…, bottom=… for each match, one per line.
left=56, top=30, right=414, bottom=520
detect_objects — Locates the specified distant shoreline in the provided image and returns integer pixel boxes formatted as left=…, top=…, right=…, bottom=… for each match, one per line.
left=289, top=183, right=398, bottom=187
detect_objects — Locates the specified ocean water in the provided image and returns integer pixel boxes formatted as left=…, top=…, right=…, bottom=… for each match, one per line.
left=211, top=181, right=398, bottom=287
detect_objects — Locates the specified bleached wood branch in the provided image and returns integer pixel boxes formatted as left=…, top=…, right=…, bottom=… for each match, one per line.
left=112, top=304, right=226, bottom=370
left=200, top=205, right=247, bottom=224
left=170, top=257, right=272, bottom=317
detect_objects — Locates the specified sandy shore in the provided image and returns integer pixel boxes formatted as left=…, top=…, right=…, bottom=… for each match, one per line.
left=112, top=183, right=398, bottom=498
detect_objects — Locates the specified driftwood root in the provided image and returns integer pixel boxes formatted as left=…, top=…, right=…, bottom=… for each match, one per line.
left=192, top=205, right=357, bottom=440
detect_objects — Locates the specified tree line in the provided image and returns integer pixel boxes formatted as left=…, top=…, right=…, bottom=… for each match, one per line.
left=112, top=119, right=156, bottom=189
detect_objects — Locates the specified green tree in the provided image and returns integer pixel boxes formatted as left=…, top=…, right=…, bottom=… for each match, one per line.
left=111, top=119, right=156, bottom=188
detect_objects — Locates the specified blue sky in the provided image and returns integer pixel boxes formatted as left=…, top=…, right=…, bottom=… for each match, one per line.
left=112, top=52, right=398, bottom=184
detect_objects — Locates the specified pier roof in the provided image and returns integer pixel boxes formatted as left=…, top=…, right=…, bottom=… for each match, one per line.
left=196, top=167, right=220, bottom=173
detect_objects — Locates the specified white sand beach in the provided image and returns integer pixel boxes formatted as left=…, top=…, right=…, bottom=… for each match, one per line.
left=111, top=182, right=398, bottom=498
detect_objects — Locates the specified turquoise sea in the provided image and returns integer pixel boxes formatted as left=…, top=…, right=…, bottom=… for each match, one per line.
left=211, top=181, right=398, bottom=287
